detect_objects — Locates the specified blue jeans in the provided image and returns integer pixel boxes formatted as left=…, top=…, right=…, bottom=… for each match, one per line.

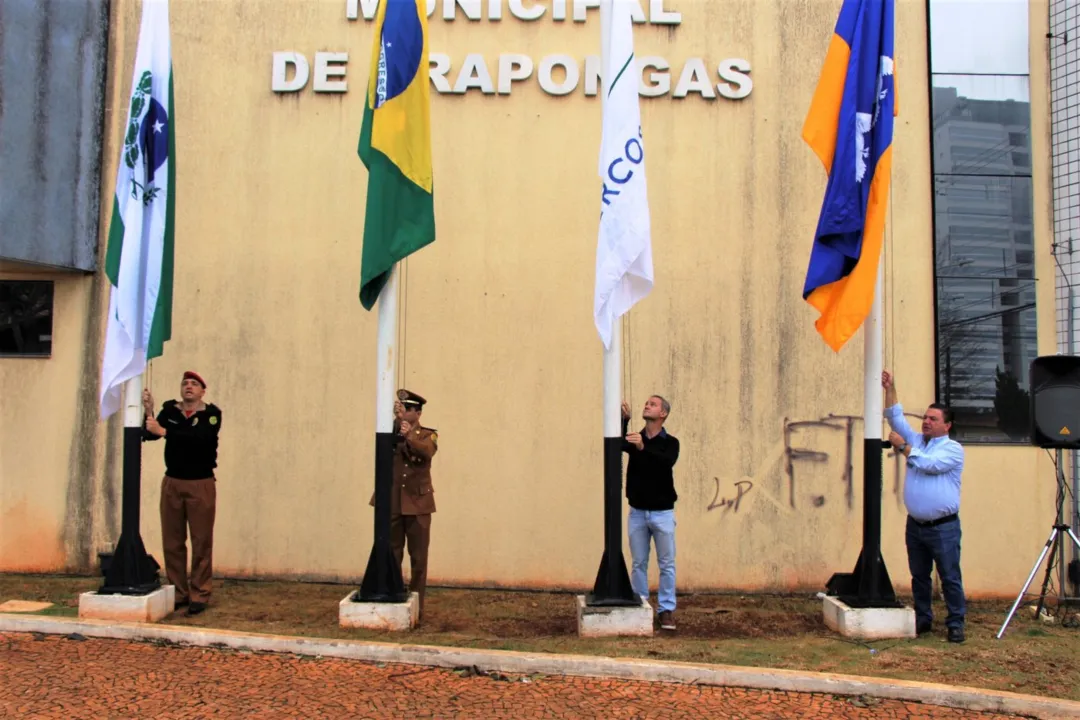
left=628, top=508, right=676, bottom=613
left=906, top=515, right=966, bottom=630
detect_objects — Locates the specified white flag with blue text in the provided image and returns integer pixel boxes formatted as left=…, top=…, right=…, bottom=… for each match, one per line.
left=594, top=0, right=653, bottom=350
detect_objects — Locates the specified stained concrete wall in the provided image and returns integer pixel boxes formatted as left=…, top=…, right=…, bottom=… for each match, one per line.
left=0, top=0, right=1062, bottom=596
left=0, top=0, right=108, bottom=271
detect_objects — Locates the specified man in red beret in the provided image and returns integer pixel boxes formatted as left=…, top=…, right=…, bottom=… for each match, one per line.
left=143, top=370, right=222, bottom=616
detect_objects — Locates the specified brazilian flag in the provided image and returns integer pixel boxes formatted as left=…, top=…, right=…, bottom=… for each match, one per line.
left=357, top=0, right=436, bottom=310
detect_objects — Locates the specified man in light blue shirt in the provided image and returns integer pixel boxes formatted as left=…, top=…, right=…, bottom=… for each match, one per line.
left=882, top=370, right=967, bottom=643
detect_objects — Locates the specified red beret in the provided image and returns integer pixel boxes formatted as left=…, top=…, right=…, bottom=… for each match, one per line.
left=183, top=370, right=207, bottom=388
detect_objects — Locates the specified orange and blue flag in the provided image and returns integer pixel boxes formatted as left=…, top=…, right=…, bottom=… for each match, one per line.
left=802, top=0, right=897, bottom=352
left=357, top=0, right=435, bottom=310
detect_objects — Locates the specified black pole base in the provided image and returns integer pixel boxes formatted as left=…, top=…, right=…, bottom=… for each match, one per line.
left=826, top=548, right=901, bottom=608
left=356, top=431, right=408, bottom=603
left=587, top=436, right=638, bottom=607
left=99, top=426, right=161, bottom=595
left=587, top=548, right=638, bottom=606
left=356, top=542, right=409, bottom=603
left=824, top=438, right=899, bottom=609
left=99, top=531, right=161, bottom=595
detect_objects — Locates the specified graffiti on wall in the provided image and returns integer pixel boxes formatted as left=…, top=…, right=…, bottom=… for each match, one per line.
left=706, top=412, right=922, bottom=516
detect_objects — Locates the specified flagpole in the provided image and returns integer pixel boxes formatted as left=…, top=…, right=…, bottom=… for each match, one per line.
left=588, top=0, right=637, bottom=607
left=100, top=375, right=161, bottom=594
left=358, top=263, right=408, bottom=602
left=826, top=251, right=897, bottom=606
left=858, top=252, right=893, bottom=601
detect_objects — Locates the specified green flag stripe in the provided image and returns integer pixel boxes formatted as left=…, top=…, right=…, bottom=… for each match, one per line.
left=357, top=101, right=435, bottom=310
left=147, top=69, right=176, bottom=360
left=104, top=197, right=125, bottom=287
left=608, top=53, right=634, bottom=98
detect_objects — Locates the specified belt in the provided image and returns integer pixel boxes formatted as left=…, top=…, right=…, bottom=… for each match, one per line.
left=910, top=513, right=958, bottom=528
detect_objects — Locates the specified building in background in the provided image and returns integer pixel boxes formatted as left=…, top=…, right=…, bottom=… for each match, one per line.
left=0, top=0, right=1065, bottom=596
left=1049, top=0, right=1080, bottom=576
left=0, top=0, right=109, bottom=359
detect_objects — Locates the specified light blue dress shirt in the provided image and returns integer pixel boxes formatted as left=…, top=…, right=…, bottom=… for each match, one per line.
left=884, top=403, right=966, bottom=522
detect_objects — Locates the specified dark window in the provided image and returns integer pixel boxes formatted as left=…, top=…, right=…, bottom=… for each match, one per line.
left=0, top=281, right=54, bottom=357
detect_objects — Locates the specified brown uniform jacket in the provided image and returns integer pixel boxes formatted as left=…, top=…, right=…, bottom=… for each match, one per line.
left=369, top=423, right=438, bottom=516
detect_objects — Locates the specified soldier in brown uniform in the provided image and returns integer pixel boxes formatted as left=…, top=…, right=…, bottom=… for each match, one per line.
left=371, top=389, right=438, bottom=612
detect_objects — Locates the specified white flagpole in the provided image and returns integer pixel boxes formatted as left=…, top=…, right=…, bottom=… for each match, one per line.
left=860, top=248, right=887, bottom=600
left=600, top=0, right=620, bottom=441
left=589, top=0, right=637, bottom=606
left=376, top=264, right=399, bottom=435
left=604, top=326, right=622, bottom=438
left=865, top=254, right=883, bottom=440
left=358, top=263, right=409, bottom=602
left=101, top=369, right=158, bottom=594
left=123, top=376, right=144, bottom=428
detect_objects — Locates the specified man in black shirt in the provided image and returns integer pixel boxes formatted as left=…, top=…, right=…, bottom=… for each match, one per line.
left=144, top=370, right=222, bottom=616
left=621, top=395, right=680, bottom=631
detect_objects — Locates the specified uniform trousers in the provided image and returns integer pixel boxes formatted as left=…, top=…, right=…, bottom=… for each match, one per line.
left=391, top=513, right=431, bottom=609
left=160, top=476, right=216, bottom=604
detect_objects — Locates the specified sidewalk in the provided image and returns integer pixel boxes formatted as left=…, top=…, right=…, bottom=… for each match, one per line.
left=0, top=628, right=1036, bottom=720
left=2, top=613, right=1079, bottom=719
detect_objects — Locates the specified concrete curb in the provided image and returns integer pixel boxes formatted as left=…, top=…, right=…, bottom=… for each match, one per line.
left=2, top=613, right=1077, bottom=719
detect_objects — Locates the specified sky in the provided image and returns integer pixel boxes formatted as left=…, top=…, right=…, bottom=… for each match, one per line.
left=929, top=0, right=1030, bottom=102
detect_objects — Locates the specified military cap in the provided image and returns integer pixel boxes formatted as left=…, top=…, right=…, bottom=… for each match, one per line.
left=183, top=370, right=207, bottom=388
left=397, top=388, right=427, bottom=408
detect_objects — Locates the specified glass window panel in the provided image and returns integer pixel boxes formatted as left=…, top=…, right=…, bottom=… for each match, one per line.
left=934, top=175, right=1036, bottom=443
left=0, top=281, right=54, bottom=357
left=932, top=75, right=1031, bottom=176
left=929, top=0, right=1029, bottom=75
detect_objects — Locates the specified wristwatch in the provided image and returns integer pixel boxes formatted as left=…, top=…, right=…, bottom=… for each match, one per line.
left=898, top=442, right=907, bottom=453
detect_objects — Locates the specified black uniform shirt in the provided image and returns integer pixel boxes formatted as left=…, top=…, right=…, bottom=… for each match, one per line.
left=144, top=400, right=222, bottom=480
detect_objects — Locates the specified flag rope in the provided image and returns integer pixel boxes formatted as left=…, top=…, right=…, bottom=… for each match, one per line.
left=886, top=182, right=895, bottom=373
left=626, top=313, right=633, bottom=410
left=401, top=259, right=408, bottom=387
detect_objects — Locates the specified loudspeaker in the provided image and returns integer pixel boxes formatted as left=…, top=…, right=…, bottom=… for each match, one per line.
left=1030, top=355, right=1080, bottom=449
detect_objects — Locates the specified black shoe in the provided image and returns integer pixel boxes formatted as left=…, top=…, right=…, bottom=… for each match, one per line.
left=916, top=621, right=932, bottom=636
left=947, top=626, right=965, bottom=644
left=174, top=599, right=190, bottom=611
left=185, top=602, right=207, bottom=617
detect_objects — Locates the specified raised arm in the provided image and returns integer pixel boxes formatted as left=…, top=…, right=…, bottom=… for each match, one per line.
left=883, top=370, right=898, bottom=408
left=143, top=407, right=165, bottom=442
left=638, top=436, right=679, bottom=467
left=142, top=390, right=162, bottom=442
left=882, top=370, right=918, bottom=446
left=401, top=425, right=437, bottom=461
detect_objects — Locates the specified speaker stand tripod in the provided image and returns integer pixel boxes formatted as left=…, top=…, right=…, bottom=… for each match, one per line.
left=996, top=449, right=1080, bottom=639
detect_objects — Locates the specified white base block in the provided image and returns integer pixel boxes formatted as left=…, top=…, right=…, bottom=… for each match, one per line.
left=339, top=592, right=420, bottom=630
left=78, top=585, right=176, bottom=623
left=822, top=595, right=916, bottom=640
left=576, top=595, right=654, bottom=638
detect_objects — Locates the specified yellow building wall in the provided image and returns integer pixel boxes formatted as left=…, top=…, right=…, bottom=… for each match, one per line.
left=0, top=261, right=118, bottom=572
left=0, top=0, right=1060, bottom=596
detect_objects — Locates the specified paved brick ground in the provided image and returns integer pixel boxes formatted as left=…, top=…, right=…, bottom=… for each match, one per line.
left=0, top=632, right=1028, bottom=719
